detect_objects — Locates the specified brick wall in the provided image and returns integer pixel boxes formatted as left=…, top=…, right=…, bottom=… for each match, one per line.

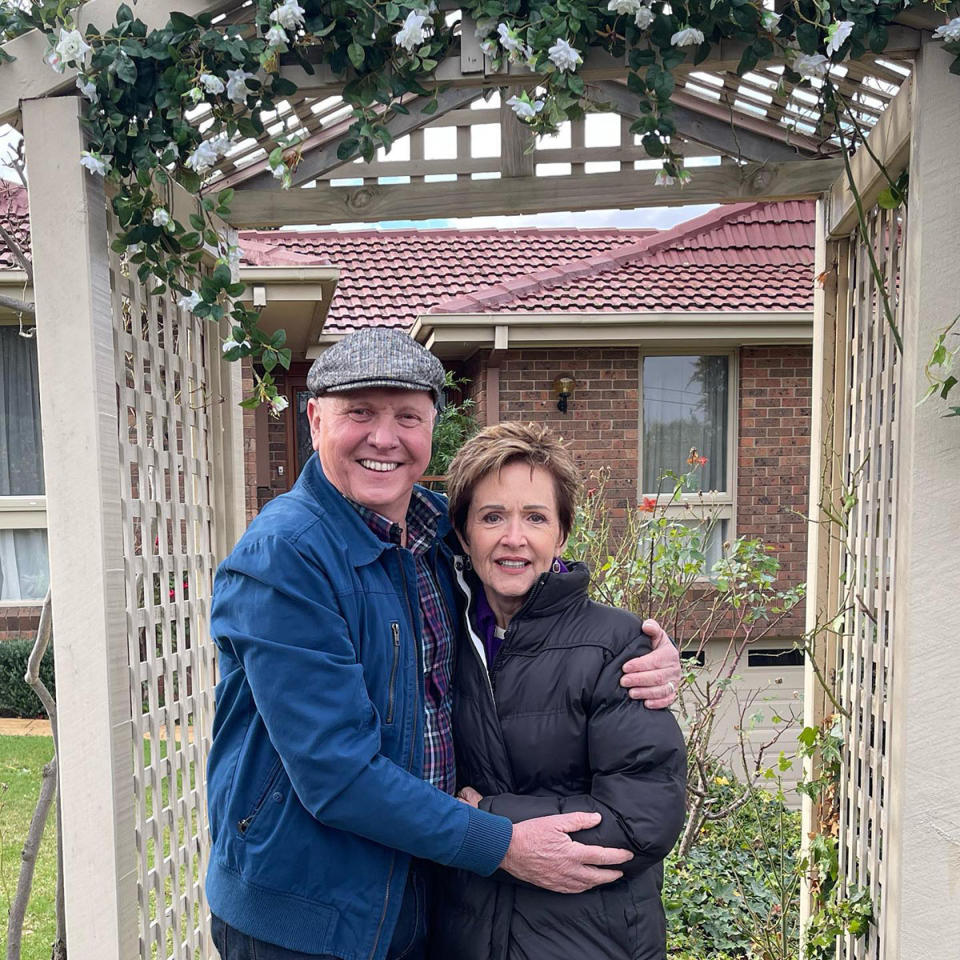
left=737, top=345, right=812, bottom=634
left=0, top=606, right=42, bottom=641
left=465, top=347, right=641, bottom=517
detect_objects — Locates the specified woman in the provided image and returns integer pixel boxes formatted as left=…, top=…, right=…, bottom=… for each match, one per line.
left=431, top=422, right=686, bottom=960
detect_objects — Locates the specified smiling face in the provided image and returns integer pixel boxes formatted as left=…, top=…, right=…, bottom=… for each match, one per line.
left=308, top=387, right=436, bottom=524
left=461, top=461, right=567, bottom=627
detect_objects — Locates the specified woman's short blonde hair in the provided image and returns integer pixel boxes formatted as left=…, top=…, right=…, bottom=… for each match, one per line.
left=446, top=422, right=581, bottom=542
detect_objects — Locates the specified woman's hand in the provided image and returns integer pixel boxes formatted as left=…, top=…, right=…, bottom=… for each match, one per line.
left=457, top=786, right=483, bottom=808
left=619, top=618, right=682, bottom=708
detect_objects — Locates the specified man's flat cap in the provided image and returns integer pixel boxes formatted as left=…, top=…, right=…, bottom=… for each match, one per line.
left=307, top=327, right=446, bottom=408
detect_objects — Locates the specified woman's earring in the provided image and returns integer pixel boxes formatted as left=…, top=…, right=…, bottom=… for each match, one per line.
left=552, top=558, right=561, bottom=573
left=464, top=555, right=473, bottom=571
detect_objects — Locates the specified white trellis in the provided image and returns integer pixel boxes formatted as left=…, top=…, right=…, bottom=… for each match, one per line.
left=22, top=97, right=245, bottom=960
left=804, top=37, right=960, bottom=959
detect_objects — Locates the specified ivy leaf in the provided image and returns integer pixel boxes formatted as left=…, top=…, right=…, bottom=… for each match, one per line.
left=421, top=98, right=439, bottom=115
left=795, top=22, right=819, bottom=55
left=348, top=42, right=365, bottom=69
left=116, top=4, right=135, bottom=24
left=272, top=77, right=298, bottom=96
left=337, top=137, right=359, bottom=160
left=737, top=46, right=758, bottom=75
left=167, top=12, right=196, bottom=32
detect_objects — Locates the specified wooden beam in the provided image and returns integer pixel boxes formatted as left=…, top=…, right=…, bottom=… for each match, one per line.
left=230, top=86, right=484, bottom=191
left=0, top=0, right=236, bottom=125
left=500, top=87, right=535, bottom=178
left=825, top=73, right=912, bottom=238
left=279, top=28, right=922, bottom=99
left=228, top=159, right=843, bottom=227
left=588, top=80, right=828, bottom=162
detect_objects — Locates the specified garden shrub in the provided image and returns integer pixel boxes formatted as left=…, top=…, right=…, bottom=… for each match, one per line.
left=665, top=775, right=801, bottom=960
left=0, top=637, right=55, bottom=718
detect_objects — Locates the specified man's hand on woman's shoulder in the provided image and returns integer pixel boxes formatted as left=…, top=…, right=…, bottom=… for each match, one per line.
left=620, top=619, right=681, bottom=709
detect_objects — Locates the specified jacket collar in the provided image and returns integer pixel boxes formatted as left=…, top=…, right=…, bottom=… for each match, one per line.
left=295, top=454, right=452, bottom=567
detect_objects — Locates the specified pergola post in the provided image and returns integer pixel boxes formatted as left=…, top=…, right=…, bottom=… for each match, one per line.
left=21, top=96, right=137, bottom=958
left=884, top=37, right=960, bottom=955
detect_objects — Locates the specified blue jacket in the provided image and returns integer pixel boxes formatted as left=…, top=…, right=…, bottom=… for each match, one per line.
left=205, top=456, right=513, bottom=959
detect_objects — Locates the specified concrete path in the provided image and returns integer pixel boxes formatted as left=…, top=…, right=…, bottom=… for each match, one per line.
left=0, top=717, right=52, bottom=736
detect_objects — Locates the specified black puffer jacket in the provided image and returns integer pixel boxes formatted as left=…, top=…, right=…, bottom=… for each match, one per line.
left=431, top=560, right=687, bottom=960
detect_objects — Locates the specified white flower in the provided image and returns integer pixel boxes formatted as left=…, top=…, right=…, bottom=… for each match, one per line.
left=394, top=10, right=432, bottom=52
left=608, top=0, right=641, bottom=14
left=222, top=335, right=251, bottom=355
left=497, top=22, right=522, bottom=54
left=270, top=0, right=306, bottom=31
left=654, top=170, right=675, bottom=186
left=44, top=48, right=64, bottom=73
left=761, top=9, right=781, bottom=31
left=826, top=20, right=854, bottom=57
left=932, top=17, right=960, bottom=43
left=199, top=73, right=226, bottom=95
left=177, top=291, right=203, bottom=312
left=671, top=26, right=705, bottom=47
left=269, top=395, right=289, bottom=414
left=506, top=94, right=545, bottom=119
left=547, top=38, right=582, bottom=72
left=793, top=52, right=830, bottom=79
left=265, top=24, right=288, bottom=47
left=55, top=27, right=92, bottom=67
left=634, top=6, right=655, bottom=29
left=480, top=39, right=497, bottom=56
left=226, top=68, right=255, bottom=104
left=80, top=151, right=111, bottom=177
left=185, top=140, right=221, bottom=174
left=152, top=208, right=171, bottom=228
left=76, top=76, right=98, bottom=102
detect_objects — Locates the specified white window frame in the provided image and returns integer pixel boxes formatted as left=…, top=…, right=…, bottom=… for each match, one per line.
left=637, top=347, right=739, bottom=546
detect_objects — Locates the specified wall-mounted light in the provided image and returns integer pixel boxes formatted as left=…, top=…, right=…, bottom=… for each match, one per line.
left=554, top=376, right=576, bottom=414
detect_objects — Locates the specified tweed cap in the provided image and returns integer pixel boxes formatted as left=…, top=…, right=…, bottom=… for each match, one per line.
left=307, top=327, right=446, bottom=408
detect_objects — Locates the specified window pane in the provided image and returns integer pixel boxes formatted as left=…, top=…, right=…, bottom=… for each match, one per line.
left=0, top=528, right=50, bottom=600
left=295, top=390, right=314, bottom=478
left=643, top=355, right=728, bottom=493
left=0, top=326, right=45, bottom=495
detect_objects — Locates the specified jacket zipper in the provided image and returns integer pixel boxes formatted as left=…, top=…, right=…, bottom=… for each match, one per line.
left=237, top=758, right=283, bottom=836
left=369, top=552, right=421, bottom=960
left=453, top=557, right=496, bottom=703
left=385, top=621, right=401, bottom=724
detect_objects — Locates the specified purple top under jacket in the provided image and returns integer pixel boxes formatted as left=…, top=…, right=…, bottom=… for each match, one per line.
left=474, top=559, right=568, bottom=669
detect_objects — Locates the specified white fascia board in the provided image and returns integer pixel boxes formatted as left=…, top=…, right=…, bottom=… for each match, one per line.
left=415, top=311, right=814, bottom=353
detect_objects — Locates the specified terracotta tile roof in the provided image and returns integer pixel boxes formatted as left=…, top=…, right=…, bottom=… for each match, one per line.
left=240, top=226, right=657, bottom=333
left=0, top=183, right=30, bottom=270
left=429, top=201, right=815, bottom=315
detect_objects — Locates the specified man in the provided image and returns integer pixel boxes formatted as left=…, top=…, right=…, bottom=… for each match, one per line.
left=206, top=328, right=681, bottom=960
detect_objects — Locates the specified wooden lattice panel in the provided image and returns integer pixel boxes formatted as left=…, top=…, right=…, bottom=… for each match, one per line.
left=108, top=218, right=222, bottom=960
left=836, top=201, right=905, bottom=960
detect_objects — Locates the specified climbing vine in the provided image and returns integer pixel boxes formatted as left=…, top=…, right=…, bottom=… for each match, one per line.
left=1, top=0, right=959, bottom=406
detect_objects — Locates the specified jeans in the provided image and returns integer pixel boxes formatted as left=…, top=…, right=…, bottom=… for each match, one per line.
left=211, top=862, right=429, bottom=960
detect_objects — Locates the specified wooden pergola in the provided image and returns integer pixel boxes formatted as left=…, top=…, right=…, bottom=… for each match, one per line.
left=1, top=3, right=958, bottom=959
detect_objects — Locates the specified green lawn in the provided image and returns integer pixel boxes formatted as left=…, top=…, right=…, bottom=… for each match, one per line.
left=0, top=735, right=58, bottom=960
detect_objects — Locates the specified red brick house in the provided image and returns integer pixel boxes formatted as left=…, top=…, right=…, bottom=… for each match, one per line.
left=2, top=196, right=812, bottom=677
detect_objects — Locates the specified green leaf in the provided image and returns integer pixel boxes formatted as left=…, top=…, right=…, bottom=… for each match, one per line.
left=115, top=56, right=137, bottom=84
left=189, top=213, right=205, bottom=231
left=348, top=42, right=365, bottom=69
left=217, top=187, right=235, bottom=207
left=795, top=22, right=819, bottom=55
left=261, top=350, right=278, bottom=372
left=421, top=98, right=439, bottom=115
left=167, top=12, right=196, bottom=32
left=272, top=77, right=298, bottom=97
left=385, top=1, right=400, bottom=21
left=116, top=3, right=135, bottom=24
left=642, top=133, right=664, bottom=157
left=337, top=138, right=359, bottom=160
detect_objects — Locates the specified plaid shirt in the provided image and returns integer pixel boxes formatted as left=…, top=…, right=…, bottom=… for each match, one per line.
left=350, top=492, right=456, bottom=794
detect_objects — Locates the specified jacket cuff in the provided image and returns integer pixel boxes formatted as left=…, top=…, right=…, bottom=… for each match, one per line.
left=450, top=806, right=513, bottom=876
